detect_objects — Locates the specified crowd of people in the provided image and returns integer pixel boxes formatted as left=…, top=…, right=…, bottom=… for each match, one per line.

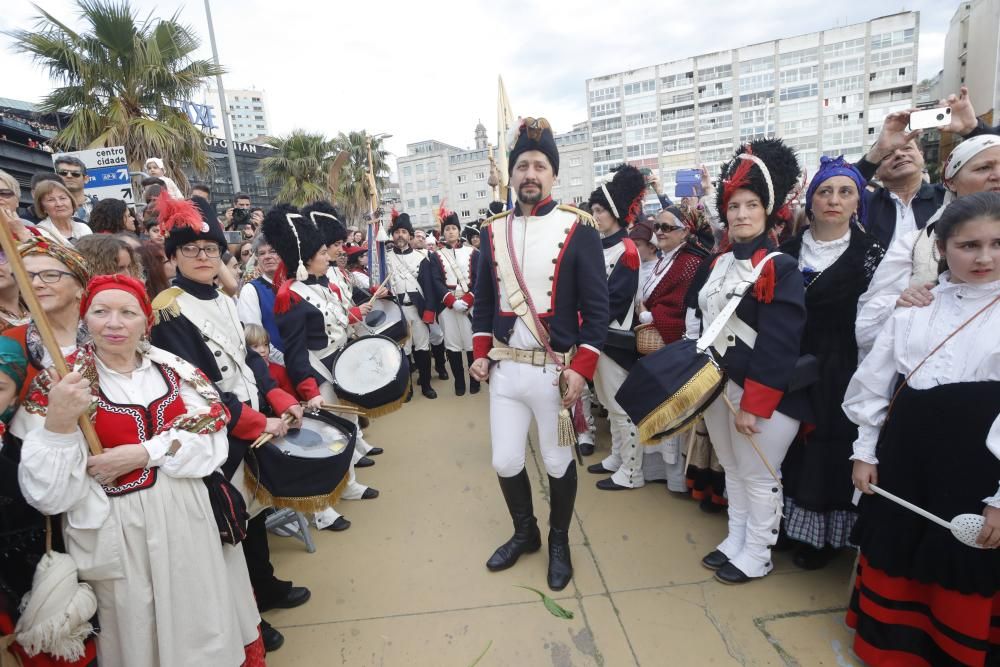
left=0, top=82, right=996, bottom=666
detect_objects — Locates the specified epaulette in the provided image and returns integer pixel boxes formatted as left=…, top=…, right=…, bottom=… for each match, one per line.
left=557, top=204, right=596, bottom=228
left=151, top=286, right=184, bottom=324
left=480, top=210, right=511, bottom=228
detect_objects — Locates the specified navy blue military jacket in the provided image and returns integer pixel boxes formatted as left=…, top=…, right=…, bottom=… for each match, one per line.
left=601, top=227, right=640, bottom=370
left=471, top=197, right=609, bottom=380
left=425, top=243, right=480, bottom=315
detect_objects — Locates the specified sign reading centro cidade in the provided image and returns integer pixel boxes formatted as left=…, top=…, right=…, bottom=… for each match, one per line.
left=53, top=146, right=132, bottom=203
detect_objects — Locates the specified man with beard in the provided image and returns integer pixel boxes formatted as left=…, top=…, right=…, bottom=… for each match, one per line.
left=470, top=117, right=608, bottom=591
left=238, top=234, right=285, bottom=364
left=386, top=210, right=438, bottom=399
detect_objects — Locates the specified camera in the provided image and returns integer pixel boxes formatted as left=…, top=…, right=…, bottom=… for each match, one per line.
left=231, top=207, right=251, bottom=226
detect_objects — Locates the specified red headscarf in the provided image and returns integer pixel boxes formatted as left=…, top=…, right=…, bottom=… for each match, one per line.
left=79, top=274, right=154, bottom=333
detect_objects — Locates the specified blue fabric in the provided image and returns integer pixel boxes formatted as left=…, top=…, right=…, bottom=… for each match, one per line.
left=251, top=278, right=284, bottom=352
left=805, top=155, right=868, bottom=227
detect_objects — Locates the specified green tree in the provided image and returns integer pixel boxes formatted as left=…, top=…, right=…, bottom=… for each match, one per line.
left=9, top=0, right=223, bottom=193
left=332, top=131, right=391, bottom=226
left=258, top=130, right=336, bottom=207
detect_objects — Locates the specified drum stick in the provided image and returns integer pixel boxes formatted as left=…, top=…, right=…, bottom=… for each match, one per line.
left=366, top=271, right=393, bottom=307
left=251, top=413, right=296, bottom=449
left=318, top=402, right=367, bottom=416
left=0, top=208, right=103, bottom=456
left=720, top=393, right=782, bottom=487
left=684, top=424, right=698, bottom=465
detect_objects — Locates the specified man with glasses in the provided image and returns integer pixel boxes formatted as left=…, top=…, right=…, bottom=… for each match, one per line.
left=53, top=155, right=96, bottom=223
left=238, top=235, right=285, bottom=364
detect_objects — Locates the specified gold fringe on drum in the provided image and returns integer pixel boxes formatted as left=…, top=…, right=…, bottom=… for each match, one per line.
left=337, top=377, right=412, bottom=419
left=244, top=467, right=350, bottom=514
left=638, top=362, right=724, bottom=444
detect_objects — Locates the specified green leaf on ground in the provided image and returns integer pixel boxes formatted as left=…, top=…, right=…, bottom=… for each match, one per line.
left=514, top=585, right=575, bottom=619
left=469, top=639, right=492, bottom=667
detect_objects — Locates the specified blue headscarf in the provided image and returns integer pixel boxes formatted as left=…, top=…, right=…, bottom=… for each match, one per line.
left=805, top=155, right=868, bottom=228
left=0, top=336, right=27, bottom=423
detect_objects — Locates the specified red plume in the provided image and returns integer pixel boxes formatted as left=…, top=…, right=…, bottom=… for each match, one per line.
left=620, top=237, right=640, bottom=271
left=722, top=147, right=755, bottom=212
left=155, top=191, right=203, bottom=234
left=272, top=261, right=302, bottom=314
left=624, top=188, right=646, bottom=226
left=750, top=248, right=776, bottom=304
left=437, top=201, right=448, bottom=223
left=391, top=207, right=400, bottom=223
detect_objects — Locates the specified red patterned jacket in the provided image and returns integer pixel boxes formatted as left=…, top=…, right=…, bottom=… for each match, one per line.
left=642, top=245, right=706, bottom=345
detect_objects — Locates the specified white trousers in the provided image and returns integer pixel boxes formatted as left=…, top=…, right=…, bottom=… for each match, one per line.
left=319, top=381, right=372, bottom=501
left=593, top=354, right=643, bottom=488
left=489, top=361, right=574, bottom=478
left=702, top=380, right=799, bottom=578
left=429, top=321, right=444, bottom=346
left=401, top=304, right=431, bottom=353
left=438, top=307, right=473, bottom=352
left=577, top=385, right=596, bottom=446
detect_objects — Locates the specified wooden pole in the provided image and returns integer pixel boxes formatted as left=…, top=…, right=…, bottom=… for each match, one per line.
left=720, top=392, right=780, bottom=486
left=0, top=209, right=103, bottom=455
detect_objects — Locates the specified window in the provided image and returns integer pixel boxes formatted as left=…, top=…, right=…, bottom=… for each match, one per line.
left=870, top=28, right=915, bottom=50
left=416, top=179, right=426, bottom=190
left=457, top=175, right=467, bottom=184
left=403, top=166, right=412, bottom=177
left=823, top=38, right=866, bottom=59
left=590, top=101, right=621, bottom=118
left=592, top=117, right=622, bottom=132
left=570, top=177, right=583, bottom=186
left=416, top=164, right=424, bottom=175
left=623, top=80, right=656, bottom=95
left=478, top=208, right=488, bottom=216
left=419, top=196, right=428, bottom=206
left=460, top=210, right=471, bottom=218
left=660, top=72, right=693, bottom=89
left=740, top=56, right=774, bottom=74
left=427, top=162, right=437, bottom=172
left=429, top=178, right=439, bottom=188
left=779, top=83, right=818, bottom=101
left=588, top=86, right=619, bottom=102
left=459, top=192, right=469, bottom=200
left=779, top=48, right=818, bottom=67
left=405, top=183, right=414, bottom=193
left=476, top=190, right=487, bottom=199
left=697, top=64, right=732, bottom=81
left=474, top=171, right=485, bottom=180
left=431, top=195, right=440, bottom=204
left=570, top=156, right=582, bottom=167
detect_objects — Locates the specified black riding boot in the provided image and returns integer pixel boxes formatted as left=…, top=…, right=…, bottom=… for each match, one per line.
left=466, top=352, right=480, bottom=394
left=414, top=350, right=437, bottom=399
left=486, top=468, right=542, bottom=571
left=446, top=351, right=466, bottom=396
left=547, top=461, right=577, bottom=591
left=432, top=342, right=449, bottom=379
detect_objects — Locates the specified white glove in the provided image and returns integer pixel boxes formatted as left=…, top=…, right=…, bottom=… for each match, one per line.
left=453, top=299, right=470, bottom=313
left=638, top=310, right=653, bottom=325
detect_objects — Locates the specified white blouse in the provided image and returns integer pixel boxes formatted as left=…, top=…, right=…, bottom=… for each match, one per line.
left=843, top=274, right=1000, bottom=505
left=13, top=354, right=229, bottom=577
left=798, top=228, right=851, bottom=274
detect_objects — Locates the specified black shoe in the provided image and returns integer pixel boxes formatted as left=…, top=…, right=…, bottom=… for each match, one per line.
left=714, top=562, right=759, bottom=585
left=358, top=416, right=370, bottom=429
left=367, top=447, right=384, bottom=456
left=447, top=351, right=466, bottom=395
left=792, top=544, right=837, bottom=571
left=322, top=516, right=351, bottom=531
left=699, top=495, right=725, bottom=514
left=700, top=549, right=729, bottom=570
left=437, top=368, right=449, bottom=380
left=356, top=456, right=375, bottom=468
left=772, top=529, right=795, bottom=553
left=596, top=478, right=628, bottom=491
left=455, top=386, right=466, bottom=396
left=432, top=343, right=449, bottom=379
left=361, top=487, right=380, bottom=499
left=261, top=621, right=284, bottom=653
left=486, top=469, right=542, bottom=572
left=547, top=462, right=577, bottom=592
left=421, top=386, right=438, bottom=399
left=578, top=442, right=595, bottom=456
left=266, top=586, right=311, bottom=610
left=405, top=387, right=413, bottom=402
left=587, top=462, right=614, bottom=475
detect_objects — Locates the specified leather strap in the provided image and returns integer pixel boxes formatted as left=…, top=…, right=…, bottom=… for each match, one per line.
left=696, top=251, right=782, bottom=354
left=439, top=247, right=471, bottom=295
left=492, top=214, right=547, bottom=349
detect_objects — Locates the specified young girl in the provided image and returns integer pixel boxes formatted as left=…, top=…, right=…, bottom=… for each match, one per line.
left=845, top=191, right=1000, bottom=666
left=245, top=323, right=295, bottom=398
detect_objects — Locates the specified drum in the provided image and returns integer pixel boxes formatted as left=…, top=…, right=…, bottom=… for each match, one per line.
left=357, top=298, right=408, bottom=343
left=244, top=409, right=356, bottom=512
left=615, top=337, right=725, bottom=444
left=332, top=334, right=410, bottom=416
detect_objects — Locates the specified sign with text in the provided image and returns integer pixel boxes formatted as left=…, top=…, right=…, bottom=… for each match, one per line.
left=53, top=146, right=133, bottom=204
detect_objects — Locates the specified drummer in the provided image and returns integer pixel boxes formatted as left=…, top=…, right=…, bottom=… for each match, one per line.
left=148, top=194, right=310, bottom=653
left=425, top=205, right=480, bottom=396
left=261, top=206, right=382, bottom=518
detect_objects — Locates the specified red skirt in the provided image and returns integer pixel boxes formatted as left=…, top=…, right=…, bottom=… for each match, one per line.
left=847, top=556, right=1000, bottom=666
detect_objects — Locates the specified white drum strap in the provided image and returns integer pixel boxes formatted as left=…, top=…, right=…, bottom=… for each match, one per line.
left=439, top=248, right=470, bottom=294
left=696, top=251, right=782, bottom=355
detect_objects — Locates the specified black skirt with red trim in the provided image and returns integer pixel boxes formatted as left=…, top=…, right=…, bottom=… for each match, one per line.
left=847, top=381, right=1000, bottom=666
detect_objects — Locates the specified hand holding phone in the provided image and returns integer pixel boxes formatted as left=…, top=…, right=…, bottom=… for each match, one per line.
left=907, top=106, right=952, bottom=131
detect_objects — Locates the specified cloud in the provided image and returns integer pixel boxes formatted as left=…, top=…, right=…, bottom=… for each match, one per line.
left=0, top=0, right=956, bottom=168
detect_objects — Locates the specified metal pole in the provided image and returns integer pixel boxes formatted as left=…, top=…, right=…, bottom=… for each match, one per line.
left=203, top=0, right=240, bottom=193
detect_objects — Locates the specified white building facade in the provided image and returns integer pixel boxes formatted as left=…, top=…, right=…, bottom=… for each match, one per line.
left=586, top=12, right=920, bottom=193
left=942, top=0, right=1000, bottom=129
left=204, top=88, right=271, bottom=143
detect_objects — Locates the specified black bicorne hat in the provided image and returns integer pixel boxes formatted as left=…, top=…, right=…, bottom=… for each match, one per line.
left=508, top=117, right=559, bottom=176
left=716, top=138, right=800, bottom=226
left=261, top=204, right=324, bottom=280
left=301, top=200, right=348, bottom=246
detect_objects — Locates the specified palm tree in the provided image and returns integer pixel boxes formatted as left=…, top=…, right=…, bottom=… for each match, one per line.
left=258, top=131, right=336, bottom=207
left=332, top=131, right=391, bottom=225
left=9, top=0, right=223, bottom=193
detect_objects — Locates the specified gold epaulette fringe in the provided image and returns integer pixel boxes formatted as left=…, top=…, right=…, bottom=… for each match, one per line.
left=480, top=210, right=511, bottom=228
left=244, top=467, right=349, bottom=514
left=637, top=363, right=724, bottom=444
left=557, top=204, right=596, bottom=228
left=151, top=286, right=184, bottom=324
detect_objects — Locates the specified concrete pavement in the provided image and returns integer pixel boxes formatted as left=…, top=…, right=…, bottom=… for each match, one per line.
left=266, top=387, right=860, bottom=666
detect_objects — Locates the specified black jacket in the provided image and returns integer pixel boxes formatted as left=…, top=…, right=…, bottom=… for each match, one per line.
left=854, top=157, right=946, bottom=249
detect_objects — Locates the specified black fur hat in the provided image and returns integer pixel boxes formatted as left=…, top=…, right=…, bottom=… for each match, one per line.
left=261, top=204, right=324, bottom=280
left=588, top=164, right=647, bottom=226
left=301, top=200, right=348, bottom=246
left=487, top=201, right=506, bottom=216
left=508, top=117, right=559, bottom=176
left=716, top=138, right=800, bottom=226
left=462, top=222, right=481, bottom=243
left=389, top=208, right=414, bottom=236
left=437, top=203, right=461, bottom=234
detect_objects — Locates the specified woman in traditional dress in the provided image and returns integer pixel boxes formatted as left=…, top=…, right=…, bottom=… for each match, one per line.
left=778, top=156, right=884, bottom=570
left=13, top=274, right=263, bottom=666
left=846, top=191, right=1000, bottom=666
left=0, top=248, right=29, bottom=333
left=688, top=138, right=809, bottom=584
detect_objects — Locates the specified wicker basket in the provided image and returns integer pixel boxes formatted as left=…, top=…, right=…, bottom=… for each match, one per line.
left=635, top=323, right=665, bottom=356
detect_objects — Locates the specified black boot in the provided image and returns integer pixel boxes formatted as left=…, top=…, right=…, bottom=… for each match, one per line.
left=447, top=351, right=466, bottom=396
left=486, top=469, right=542, bottom=571
left=414, top=350, right=437, bottom=399
left=432, top=343, right=449, bottom=379
left=466, top=352, right=480, bottom=394
left=547, top=461, right=577, bottom=591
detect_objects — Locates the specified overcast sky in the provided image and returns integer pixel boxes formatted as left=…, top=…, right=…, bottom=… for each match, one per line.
left=1, top=0, right=958, bottom=168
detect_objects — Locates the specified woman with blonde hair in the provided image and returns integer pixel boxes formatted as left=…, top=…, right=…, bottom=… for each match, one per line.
left=33, top=180, right=91, bottom=245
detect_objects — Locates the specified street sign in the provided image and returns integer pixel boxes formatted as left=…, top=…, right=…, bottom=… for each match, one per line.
left=53, top=146, right=133, bottom=204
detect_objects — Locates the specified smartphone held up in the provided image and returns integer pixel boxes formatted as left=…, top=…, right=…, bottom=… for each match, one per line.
left=907, top=106, right=952, bottom=131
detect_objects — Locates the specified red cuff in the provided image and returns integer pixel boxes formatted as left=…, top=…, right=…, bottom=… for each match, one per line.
left=266, top=388, right=299, bottom=416
left=740, top=378, right=783, bottom=419
left=473, top=335, right=493, bottom=361
left=568, top=346, right=600, bottom=381
left=348, top=306, right=363, bottom=324
left=461, top=293, right=474, bottom=307
left=369, top=286, right=379, bottom=295
left=296, top=377, right=320, bottom=401
left=422, top=310, right=436, bottom=324
left=231, top=406, right=266, bottom=440
left=443, top=293, right=456, bottom=308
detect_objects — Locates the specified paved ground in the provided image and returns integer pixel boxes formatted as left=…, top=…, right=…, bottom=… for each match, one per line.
left=266, top=385, right=860, bottom=666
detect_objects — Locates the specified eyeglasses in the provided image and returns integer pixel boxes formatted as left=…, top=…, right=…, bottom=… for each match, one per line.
left=56, top=170, right=83, bottom=178
left=178, top=243, right=221, bottom=258
left=241, top=249, right=252, bottom=256
left=28, top=269, right=75, bottom=284
left=653, top=223, right=686, bottom=232
left=0, top=189, right=15, bottom=198
left=0, top=251, right=7, bottom=265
